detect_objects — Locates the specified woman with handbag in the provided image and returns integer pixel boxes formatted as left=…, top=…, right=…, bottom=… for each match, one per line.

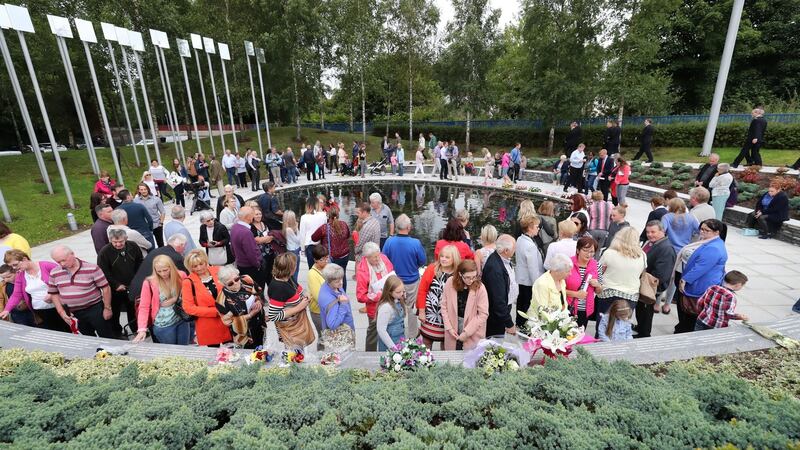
left=317, top=264, right=355, bottom=350
left=181, top=249, right=232, bottom=346
left=596, top=227, right=646, bottom=336
left=565, top=236, right=602, bottom=329
left=198, top=211, right=234, bottom=266
left=267, top=252, right=314, bottom=350
left=133, top=255, right=192, bottom=345
left=440, top=259, right=489, bottom=351
left=216, top=265, right=265, bottom=348
left=311, top=205, right=351, bottom=291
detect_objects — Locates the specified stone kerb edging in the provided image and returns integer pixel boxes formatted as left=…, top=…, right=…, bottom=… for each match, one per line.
left=520, top=169, right=800, bottom=246
left=1, top=315, right=798, bottom=368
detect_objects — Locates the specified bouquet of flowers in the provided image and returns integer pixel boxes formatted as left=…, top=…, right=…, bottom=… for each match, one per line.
left=281, top=349, right=305, bottom=364
left=320, top=352, right=342, bottom=366
left=247, top=346, right=273, bottom=365
left=519, top=307, right=585, bottom=360
left=463, top=340, right=531, bottom=376
left=379, top=338, right=435, bottom=372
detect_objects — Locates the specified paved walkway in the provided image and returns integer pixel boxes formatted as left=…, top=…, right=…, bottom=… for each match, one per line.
left=28, top=168, right=800, bottom=350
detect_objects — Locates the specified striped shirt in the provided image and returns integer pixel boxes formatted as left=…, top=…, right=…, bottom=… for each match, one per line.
left=47, top=260, right=108, bottom=309
left=267, top=279, right=304, bottom=322
left=588, top=200, right=613, bottom=231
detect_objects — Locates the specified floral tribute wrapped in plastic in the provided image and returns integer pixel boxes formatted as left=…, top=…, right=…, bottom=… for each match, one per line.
left=463, top=340, right=531, bottom=376
left=519, top=307, right=595, bottom=363
left=379, top=338, right=435, bottom=373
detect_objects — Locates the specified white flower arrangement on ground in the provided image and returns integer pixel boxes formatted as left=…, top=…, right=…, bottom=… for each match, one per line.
left=519, top=307, right=585, bottom=360
left=379, top=338, right=435, bottom=372
left=463, top=340, right=531, bottom=376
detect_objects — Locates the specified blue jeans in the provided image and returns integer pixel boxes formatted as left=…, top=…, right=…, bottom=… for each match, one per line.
left=398, top=163, right=404, bottom=176
left=586, top=174, right=597, bottom=192
left=286, top=167, right=297, bottom=184
left=305, top=245, right=315, bottom=270
left=331, top=254, right=350, bottom=292
left=291, top=248, right=300, bottom=282
left=225, top=167, right=236, bottom=186
left=152, top=320, right=193, bottom=345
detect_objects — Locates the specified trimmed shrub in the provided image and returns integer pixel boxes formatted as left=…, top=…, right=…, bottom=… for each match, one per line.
left=790, top=197, right=800, bottom=211
left=676, top=165, right=694, bottom=174
left=646, top=168, right=662, bottom=176
left=650, top=161, right=665, bottom=169
left=671, top=162, right=687, bottom=170
left=661, top=169, right=675, bottom=178
left=738, top=182, right=760, bottom=193
left=675, top=173, right=693, bottom=181
left=629, top=172, right=641, bottom=180
left=670, top=181, right=685, bottom=190
left=656, top=176, right=671, bottom=185
left=640, top=175, right=655, bottom=182
left=738, top=192, right=755, bottom=202
left=0, top=349, right=798, bottom=449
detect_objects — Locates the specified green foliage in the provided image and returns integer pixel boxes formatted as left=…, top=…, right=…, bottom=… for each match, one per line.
left=790, top=197, right=800, bottom=211
left=646, top=167, right=662, bottom=175
left=738, top=182, right=761, bottom=194
left=656, top=176, right=671, bottom=185
left=640, top=174, right=655, bottom=182
left=670, top=180, right=685, bottom=190
left=675, top=172, right=693, bottom=181
left=738, top=192, right=756, bottom=202
left=629, top=172, right=640, bottom=180
left=661, top=169, right=675, bottom=178
left=650, top=161, right=665, bottom=168
left=0, top=349, right=798, bottom=449
left=676, top=165, right=694, bottom=174
left=671, top=162, right=687, bottom=169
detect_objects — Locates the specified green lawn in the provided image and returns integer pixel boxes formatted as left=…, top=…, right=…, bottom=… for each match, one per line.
left=4, top=126, right=798, bottom=246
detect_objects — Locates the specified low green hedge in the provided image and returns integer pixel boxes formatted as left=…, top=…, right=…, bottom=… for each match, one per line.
left=385, top=122, right=800, bottom=150
left=0, top=349, right=797, bottom=449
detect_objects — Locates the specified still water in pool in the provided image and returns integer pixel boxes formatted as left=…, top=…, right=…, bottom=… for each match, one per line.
left=278, top=181, right=569, bottom=261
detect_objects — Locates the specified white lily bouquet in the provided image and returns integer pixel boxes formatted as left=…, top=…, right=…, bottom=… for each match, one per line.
left=519, top=307, right=586, bottom=360
left=463, top=340, right=532, bottom=376
left=379, top=338, right=435, bottom=373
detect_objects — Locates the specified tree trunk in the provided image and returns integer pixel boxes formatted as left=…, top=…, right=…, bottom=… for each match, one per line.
left=548, top=125, right=555, bottom=154
left=466, top=109, right=471, bottom=154
left=7, top=97, right=24, bottom=150
left=360, top=67, right=367, bottom=143
left=408, top=54, right=413, bottom=151
left=291, top=57, right=301, bottom=142
left=349, top=101, right=354, bottom=133
left=385, top=100, right=390, bottom=136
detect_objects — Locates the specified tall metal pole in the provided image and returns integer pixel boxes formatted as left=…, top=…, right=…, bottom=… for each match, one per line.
left=218, top=44, right=237, bottom=153
left=133, top=51, right=161, bottom=165
left=55, top=37, right=99, bottom=175
left=0, top=187, right=10, bottom=223
left=158, top=46, right=185, bottom=161
left=82, top=41, right=124, bottom=185
left=106, top=41, right=140, bottom=166
left=204, top=40, right=226, bottom=151
left=256, top=48, right=272, bottom=149
left=701, top=0, right=745, bottom=157
left=152, top=46, right=180, bottom=161
left=178, top=40, right=201, bottom=154
left=0, top=28, right=53, bottom=194
left=193, top=44, right=214, bottom=156
left=119, top=45, right=150, bottom=163
left=17, top=30, right=74, bottom=207
left=245, top=42, right=263, bottom=159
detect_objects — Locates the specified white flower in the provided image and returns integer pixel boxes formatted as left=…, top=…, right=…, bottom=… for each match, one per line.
left=394, top=363, right=402, bottom=372
left=507, top=360, right=519, bottom=371
left=392, top=353, right=402, bottom=363
left=419, top=355, right=428, bottom=364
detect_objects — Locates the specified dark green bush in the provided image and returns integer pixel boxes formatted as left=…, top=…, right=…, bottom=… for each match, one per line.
left=661, top=169, right=675, bottom=178
left=656, top=176, right=671, bottom=185
left=675, top=173, right=693, bottom=181
left=385, top=122, right=800, bottom=150
left=0, top=351, right=798, bottom=449
left=676, top=165, right=694, bottom=174
left=640, top=175, right=655, bottom=182
left=629, top=172, right=640, bottom=180
left=738, top=182, right=760, bottom=193
left=650, top=161, right=665, bottom=169
left=646, top=168, right=662, bottom=176
left=739, top=192, right=755, bottom=202
left=790, top=197, right=800, bottom=211
left=670, top=181, right=685, bottom=190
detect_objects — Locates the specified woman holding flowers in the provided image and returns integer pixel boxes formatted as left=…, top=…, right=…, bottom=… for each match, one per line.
left=441, top=259, right=489, bottom=350
left=417, top=245, right=462, bottom=348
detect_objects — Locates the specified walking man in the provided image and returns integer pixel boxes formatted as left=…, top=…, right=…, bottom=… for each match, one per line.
left=222, top=149, right=237, bottom=186
left=633, top=119, right=655, bottom=163
left=510, top=143, right=522, bottom=183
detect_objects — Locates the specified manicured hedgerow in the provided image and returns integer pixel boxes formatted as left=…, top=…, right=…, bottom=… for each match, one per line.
left=0, top=349, right=797, bottom=449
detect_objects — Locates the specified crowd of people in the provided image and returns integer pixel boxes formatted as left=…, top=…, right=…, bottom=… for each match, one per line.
left=0, top=155, right=769, bottom=351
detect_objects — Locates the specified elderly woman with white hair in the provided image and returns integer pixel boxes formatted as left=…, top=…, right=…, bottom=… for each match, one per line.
left=216, top=264, right=264, bottom=348
left=528, top=253, right=572, bottom=314
left=198, top=210, right=233, bottom=266
left=708, top=163, right=733, bottom=220
left=356, top=241, right=395, bottom=351
left=317, top=264, right=356, bottom=349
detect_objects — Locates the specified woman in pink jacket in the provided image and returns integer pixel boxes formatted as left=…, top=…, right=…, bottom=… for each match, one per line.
left=440, top=259, right=488, bottom=351
left=0, top=249, right=67, bottom=332
left=133, top=255, right=192, bottom=345
left=564, top=236, right=603, bottom=328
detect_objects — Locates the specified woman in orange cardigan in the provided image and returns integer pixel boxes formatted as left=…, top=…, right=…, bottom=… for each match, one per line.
left=417, top=244, right=461, bottom=348
left=180, top=249, right=231, bottom=346
left=133, top=255, right=192, bottom=345
left=440, top=259, right=489, bottom=350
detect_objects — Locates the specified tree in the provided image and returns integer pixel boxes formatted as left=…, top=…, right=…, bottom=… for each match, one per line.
left=518, top=0, right=608, bottom=152
left=437, top=0, right=501, bottom=153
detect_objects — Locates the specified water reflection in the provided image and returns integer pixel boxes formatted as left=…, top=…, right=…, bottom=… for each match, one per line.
left=279, top=181, right=568, bottom=261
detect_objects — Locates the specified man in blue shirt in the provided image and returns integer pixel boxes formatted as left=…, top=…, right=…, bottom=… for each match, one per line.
left=382, top=213, right=426, bottom=339
left=510, top=143, right=522, bottom=183
left=116, top=189, right=154, bottom=249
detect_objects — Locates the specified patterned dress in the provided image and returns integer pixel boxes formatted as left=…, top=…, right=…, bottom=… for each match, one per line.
left=420, top=271, right=452, bottom=342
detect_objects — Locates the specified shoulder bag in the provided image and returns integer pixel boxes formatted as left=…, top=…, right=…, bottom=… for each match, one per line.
left=274, top=280, right=316, bottom=348
left=639, top=270, right=659, bottom=305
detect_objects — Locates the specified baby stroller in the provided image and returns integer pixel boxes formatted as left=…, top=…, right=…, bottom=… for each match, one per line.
left=188, top=180, right=212, bottom=215
left=339, top=160, right=356, bottom=176
left=369, top=156, right=389, bottom=176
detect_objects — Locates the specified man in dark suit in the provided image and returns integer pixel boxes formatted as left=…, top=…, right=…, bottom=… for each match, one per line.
left=633, top=119, right=655, bottom=163
left=481, top=235, right=517, bottom=339
left=603, top=120, right=621, bottom=154
left=595, top=149, right=614, bottom=201
left=732, top=108, right=767, bottom=168
left=694, top=153, right=719, bottom=190
left=635, top=221, right=677, bottom=338
left=563, top=121, right=582, bottom=156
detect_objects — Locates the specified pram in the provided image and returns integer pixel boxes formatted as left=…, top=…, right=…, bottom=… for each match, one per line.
left=369, top=156, right=389, bottom=176
left=339, top=160, right=356, bottom=176
left=187, top=181, right=212, bottom=214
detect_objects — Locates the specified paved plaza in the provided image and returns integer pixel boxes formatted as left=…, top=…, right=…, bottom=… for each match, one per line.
left=29, top=168, right=800, bottom=350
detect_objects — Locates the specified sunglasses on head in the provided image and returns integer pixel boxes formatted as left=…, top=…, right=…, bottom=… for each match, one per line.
left=226, top=276, right=241, bottom=287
